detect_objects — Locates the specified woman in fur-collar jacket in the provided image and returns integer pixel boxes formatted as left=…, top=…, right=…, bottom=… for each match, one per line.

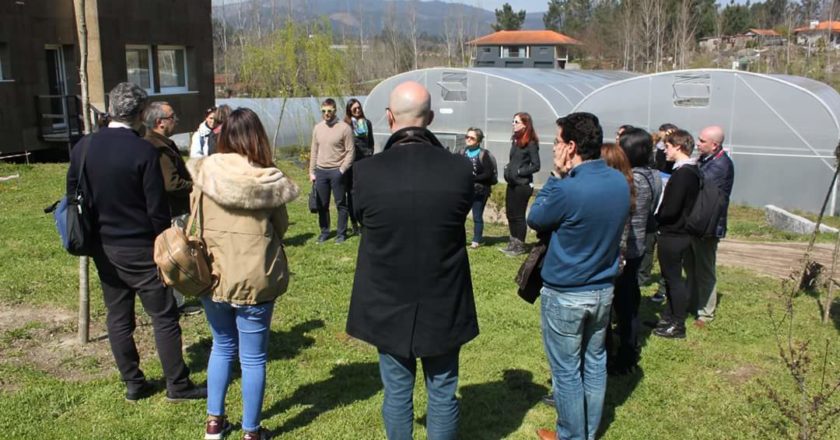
left=187, top=108, right=298, bottom=440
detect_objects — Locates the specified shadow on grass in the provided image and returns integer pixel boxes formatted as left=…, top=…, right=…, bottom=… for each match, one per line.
left=458, top=369, right=548, bottom=439
left=283, top=232, right=315, bottom=247
left=599, top=367, right=644, bottom=437
left=184, top=319, right=324, bottom=375
left=264, top=362, right=381, bottom=436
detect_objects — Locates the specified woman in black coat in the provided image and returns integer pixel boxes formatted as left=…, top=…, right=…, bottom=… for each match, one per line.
left=344, top=98, right=374, bottom=234
left=653, top=129, right=700, bottom=340
left=501, top=112, right=540, bottom=256
left=460, top=127, right=495, bottom=248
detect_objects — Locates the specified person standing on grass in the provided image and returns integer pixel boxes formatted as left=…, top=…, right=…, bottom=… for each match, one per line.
left=686, top=125, right=734, bottom=328
left=188, top=108, right=299, bottom=440
left=528, top=112, right=629, bottom=440
left=653, top=129, right=701, bottom=340
left=501, top=112, right=540, bottom=257
left=346, top=81, right=478, bottom=440
left=143, top=101, right=201, bottom=316
left=67, top=82, right=206, bottom=403
left=309, top=98, right=355, bottom=244
left=344, top=98, right=374, bottom=235
left=459, top=127, right=495, bottom=249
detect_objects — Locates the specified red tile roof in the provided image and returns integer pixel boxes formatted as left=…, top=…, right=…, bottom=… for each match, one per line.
left=747, top=28, right=781, bottom=37
left=468, top=30, right=581, bottom=46
left=794, top=21, right=840, bottom=34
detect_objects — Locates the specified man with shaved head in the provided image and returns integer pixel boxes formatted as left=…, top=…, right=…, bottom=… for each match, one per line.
left=686, top=125, right=734, bottom=327
left=346, top=81, right=478, bottom=440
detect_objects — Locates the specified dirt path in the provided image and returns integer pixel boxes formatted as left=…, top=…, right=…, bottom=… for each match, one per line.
left=718, top=239, right=835, bottom=279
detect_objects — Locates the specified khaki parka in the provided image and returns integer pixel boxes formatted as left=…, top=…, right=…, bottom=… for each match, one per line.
left=187, top=153, right=299, bottom=305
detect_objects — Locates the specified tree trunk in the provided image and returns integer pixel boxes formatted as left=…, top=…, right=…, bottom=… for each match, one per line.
left=73, top=0, right=91, bottom=344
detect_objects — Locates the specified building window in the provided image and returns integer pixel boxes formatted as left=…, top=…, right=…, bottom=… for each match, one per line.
left=157, top=46, right=187, bottom=93
left=126, top=45, right=152, bottom=90
left=501, top=46, right=528, bottom=58
left=0, top=42, right=9, bottom=80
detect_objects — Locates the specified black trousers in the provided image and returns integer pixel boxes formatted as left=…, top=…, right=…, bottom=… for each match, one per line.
left=314, top=167, right=348, bottom=238
left=344, top=166, right=358, bottom=227
left=657, top=233, right=693, bottom=326
left=505, top=183, right=532, bottom=241
left=612, top=256, right=642, bottom=366
left=92, top=244, right=191, bottom=393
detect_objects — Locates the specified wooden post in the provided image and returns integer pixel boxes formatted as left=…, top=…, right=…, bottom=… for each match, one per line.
left=74, top=0, right=92, bottom=344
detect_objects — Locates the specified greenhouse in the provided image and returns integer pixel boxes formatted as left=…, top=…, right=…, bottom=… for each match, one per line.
left=363, top=67, right=637, bottom=185
left=366, top=67, right=840, bottom=214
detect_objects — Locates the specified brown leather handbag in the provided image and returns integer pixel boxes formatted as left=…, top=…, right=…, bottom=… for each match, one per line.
left=154, top=191, right=216, bottom=297
left=514, top=241, right=548, bottom=304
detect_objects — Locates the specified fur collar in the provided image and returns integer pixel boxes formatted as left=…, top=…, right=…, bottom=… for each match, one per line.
left=187, top=154, right=299, bottom=210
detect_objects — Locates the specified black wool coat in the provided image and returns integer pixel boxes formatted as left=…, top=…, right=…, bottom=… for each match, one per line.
left=346, top=127, right=480, bottom=358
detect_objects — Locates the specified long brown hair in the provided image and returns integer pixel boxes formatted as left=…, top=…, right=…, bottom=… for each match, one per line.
left=344, top=98, right=366, bottom=125
left=513, top=112, right=538, bottom=148
left=216, top=107, right=274, bottom=168
left=601, top=142, right=635, bottom=213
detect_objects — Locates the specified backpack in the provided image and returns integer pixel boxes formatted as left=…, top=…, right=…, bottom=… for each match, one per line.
left=480, top=149, right=499, bottom=186
left=685, top=166, right=726, bottom=239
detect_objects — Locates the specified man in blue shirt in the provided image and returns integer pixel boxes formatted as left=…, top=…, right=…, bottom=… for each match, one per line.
left=529, top=113, right=629, bottom=440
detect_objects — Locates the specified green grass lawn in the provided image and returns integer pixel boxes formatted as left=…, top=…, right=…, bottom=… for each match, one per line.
left=0, top=161, right=838, bottom=439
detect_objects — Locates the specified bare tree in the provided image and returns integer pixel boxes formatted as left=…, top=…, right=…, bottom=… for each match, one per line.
left=408, top=0, right=419, bottom=70
left=73, top=0, right=92, bottom=344
left=675, top=0, right=698, bottom=69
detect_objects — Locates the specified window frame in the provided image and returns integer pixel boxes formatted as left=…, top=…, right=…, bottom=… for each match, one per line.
left=157, top=45, right=188, bottom=94
left=125, top=45, right=153, bottom=92
left=500, top=45, right=529, bottom=59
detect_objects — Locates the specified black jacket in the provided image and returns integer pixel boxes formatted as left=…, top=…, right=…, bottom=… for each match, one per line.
left=698, top=148, right=735, bottom=238
left=346, top=127, right=479, bottom=358
left=655, top=164, right=700, bottom=235
left=504, top=139, right=540, bottom=185
left=459, top=147, right=495, bottom=195
left=67, top=127, right=170, bottom=247
left=350, top=118, right=375, bottom=160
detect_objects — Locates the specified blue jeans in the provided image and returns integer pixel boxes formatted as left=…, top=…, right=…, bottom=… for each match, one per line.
left=470, top=192, right=488, bottom=244
left=541, top=286, right=614, bottom=440
left=378, top=349, right=460, bottom=440
left=201, top=297, right=274, bottom=432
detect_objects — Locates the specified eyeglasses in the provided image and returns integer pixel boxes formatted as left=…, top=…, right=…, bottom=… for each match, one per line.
left=321, top=108, right=336, bottom=114
left=161, top=114, right=178, bottom=122
left=465, top=135, right=477, bottom=141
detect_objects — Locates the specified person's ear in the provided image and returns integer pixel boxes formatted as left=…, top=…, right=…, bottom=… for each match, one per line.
left=426, top=110, right=434, bottom=126
left=386, top=108, right=395, bottom=128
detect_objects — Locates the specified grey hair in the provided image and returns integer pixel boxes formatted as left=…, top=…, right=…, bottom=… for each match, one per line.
left=143, top=101, right=171, bottom=129
left=108, top=82, right=148, bottom=123
left=467, top=127, right=484, bottom=143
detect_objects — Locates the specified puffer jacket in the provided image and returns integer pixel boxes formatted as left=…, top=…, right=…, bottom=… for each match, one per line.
left=187, top=153, right=299, bottom=305
left=627, top=167, right=660, bottom=259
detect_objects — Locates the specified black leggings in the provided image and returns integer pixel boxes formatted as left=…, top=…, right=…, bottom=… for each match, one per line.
left=505, top=183, right=532, bottom=241
left=657, top=233, right=693, bottom=326
left=612, top=256, right=642, bottom=366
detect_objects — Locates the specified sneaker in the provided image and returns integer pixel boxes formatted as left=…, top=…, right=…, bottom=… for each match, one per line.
left=316, top=234, right=329, bottom=244
left=653, top=323, right=686, bottom=339
left=125, top=380, right=156, bottom=403
left=179, top=305, right=203, bottom=316
left=469, top=242, right=480, bottom=249
left=650, top=291, right=666, bottom=303
left=242, top=427, right=270, bottom=440
left=166, top=383, right=207, bottom=403
left=205, top=415, right=232, bottom=440
left=335, top=236, right=346, bottom=244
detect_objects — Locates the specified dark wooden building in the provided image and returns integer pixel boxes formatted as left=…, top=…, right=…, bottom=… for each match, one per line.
left=469, top=30, right=581, bottom=69
left=0, top=0, right=214, bottom=155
